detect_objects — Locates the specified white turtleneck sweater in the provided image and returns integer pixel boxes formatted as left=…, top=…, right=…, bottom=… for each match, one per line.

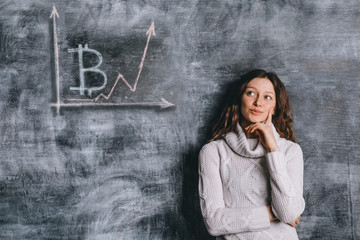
left=198, top=124, right=305, bottom=240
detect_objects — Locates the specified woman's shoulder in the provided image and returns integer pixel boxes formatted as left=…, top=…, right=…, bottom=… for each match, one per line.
left=199, top=139, right=227, bottom=157
left=198, top=139, right=229, bottom=167
left=200, top=139, right=223, bottom=152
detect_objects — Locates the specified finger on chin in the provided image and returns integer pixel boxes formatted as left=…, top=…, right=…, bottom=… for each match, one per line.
left=247, top=125, right=255, bottom=132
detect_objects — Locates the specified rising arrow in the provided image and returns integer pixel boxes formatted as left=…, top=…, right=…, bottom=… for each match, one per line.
left=121, top=20, right=156, bottom=92
left=50, top=5, right=60, bottom=114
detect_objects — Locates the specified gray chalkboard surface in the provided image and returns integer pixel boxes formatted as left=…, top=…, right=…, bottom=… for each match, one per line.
left=0, top=1, right=359, bottom=239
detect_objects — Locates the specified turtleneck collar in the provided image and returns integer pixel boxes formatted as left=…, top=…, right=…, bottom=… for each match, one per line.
left=223, top=123, right=283, bottom=158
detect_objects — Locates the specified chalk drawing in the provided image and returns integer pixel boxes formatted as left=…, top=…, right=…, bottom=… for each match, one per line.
left=50, top=5, right=60, bottom=114
left=123, top=20, right=156, bottom=92
left=50, top=98, right=174, bottom=109
left=68, top=44, right=107, bottom=97
left=49, top=6, right=174, bottom=112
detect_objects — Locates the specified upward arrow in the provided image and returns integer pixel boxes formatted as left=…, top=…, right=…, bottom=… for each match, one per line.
left=146, top=20, right=156, bottom=37
left=50, top=5, right=60, bottom=114
left=49, top=5, right=59, bottom=19
left=122, top=21, right=156, bottom=92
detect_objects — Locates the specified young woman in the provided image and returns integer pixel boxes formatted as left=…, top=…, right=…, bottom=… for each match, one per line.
left=198, top=69, right=305, bottom=239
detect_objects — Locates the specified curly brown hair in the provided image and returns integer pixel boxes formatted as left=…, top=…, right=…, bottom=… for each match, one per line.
left=210, top=69, right=296, bottom=142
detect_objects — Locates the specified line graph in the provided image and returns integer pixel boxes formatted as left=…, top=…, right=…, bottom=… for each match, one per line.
left=49, top=5, right=174, bottom=112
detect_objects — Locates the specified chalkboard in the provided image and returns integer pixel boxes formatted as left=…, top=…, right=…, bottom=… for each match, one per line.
left=0, top=1, right=359, bottom=239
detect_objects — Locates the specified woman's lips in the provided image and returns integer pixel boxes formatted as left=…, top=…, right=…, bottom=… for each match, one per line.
left=250, top=109, right=263, bottom=115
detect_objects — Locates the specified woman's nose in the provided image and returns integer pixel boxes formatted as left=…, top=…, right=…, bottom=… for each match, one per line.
left=253, top=97, right=263, bottom=107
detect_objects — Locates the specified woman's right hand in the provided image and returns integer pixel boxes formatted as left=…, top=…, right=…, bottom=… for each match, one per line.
left=288, top=216, right=301, bottom=227
left=267, top=205, right=301, bottom=227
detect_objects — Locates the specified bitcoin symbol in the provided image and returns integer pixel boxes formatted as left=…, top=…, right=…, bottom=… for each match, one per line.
left=68, top=44, right=107, bottom=96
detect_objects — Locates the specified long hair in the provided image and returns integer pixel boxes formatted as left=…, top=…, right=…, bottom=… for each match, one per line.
left=210, top=69, right=296, bottom=142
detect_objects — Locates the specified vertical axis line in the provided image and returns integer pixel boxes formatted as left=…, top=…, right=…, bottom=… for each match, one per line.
left=51, top=6, right=61, bottom=114
left=54, top=16, right=60, bottom=114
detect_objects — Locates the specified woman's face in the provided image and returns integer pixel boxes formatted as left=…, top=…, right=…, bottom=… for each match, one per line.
left=240, top=77, right=276, bottom=126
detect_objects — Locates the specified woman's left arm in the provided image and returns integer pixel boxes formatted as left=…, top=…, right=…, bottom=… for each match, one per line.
left=265, top=143, right=305, bottom=223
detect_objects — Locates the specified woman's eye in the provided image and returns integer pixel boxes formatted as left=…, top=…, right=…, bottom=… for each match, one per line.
left=247, top=91, right=255, bottom=96
left=265, top=95, right=272, bottom=100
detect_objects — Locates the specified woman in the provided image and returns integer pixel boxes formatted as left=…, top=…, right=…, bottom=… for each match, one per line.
left=198, top=69, right=305, bottom=239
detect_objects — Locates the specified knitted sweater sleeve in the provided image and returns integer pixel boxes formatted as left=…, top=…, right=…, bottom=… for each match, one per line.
left=198, top=142, right=270, bottom=236
left=265, top=143, right=306, bottom=223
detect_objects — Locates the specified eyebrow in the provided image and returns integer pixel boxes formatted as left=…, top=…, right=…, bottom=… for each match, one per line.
left=245, top=86, right=275, bottom=95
